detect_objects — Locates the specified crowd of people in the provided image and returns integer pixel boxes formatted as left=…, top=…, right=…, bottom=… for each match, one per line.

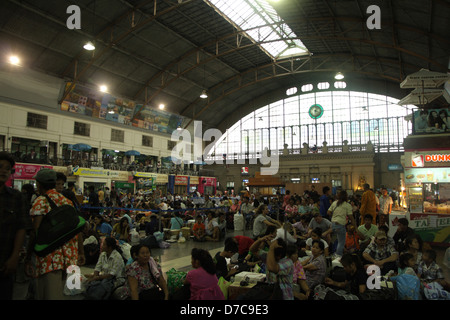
left=1, top=149, right=449, bottom=301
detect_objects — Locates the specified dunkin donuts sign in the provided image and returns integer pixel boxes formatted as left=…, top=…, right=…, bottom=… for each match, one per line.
left=412, top=154, right=450, bottom=167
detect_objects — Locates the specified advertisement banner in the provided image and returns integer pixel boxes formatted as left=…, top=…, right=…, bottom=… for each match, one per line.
left=413, top=108, right=449, bottom=134
left=71, top=167, right=129, bottom=180
left=175, top=175, right=188, bottom=185
left=12, top=164, right=53, bottom=180
left=404, top=167, right=450, bottom=184
left=409, top=213, right=450, bottom=245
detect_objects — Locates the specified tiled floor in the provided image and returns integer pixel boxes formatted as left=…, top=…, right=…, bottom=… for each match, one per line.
left=12, top=229, right=450, bottom=300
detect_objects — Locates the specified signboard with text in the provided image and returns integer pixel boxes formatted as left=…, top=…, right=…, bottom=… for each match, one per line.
left=410, top=213, right=450, bottom=245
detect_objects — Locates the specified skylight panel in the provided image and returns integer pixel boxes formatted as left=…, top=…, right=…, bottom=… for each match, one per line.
left=206, top=0, right=310, bottom=60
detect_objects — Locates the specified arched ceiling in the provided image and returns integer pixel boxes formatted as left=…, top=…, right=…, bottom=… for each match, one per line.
left=1, top=0, right=449, bottom=132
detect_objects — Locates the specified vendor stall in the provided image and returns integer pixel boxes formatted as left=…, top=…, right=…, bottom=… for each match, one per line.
left=403, top=142, right=450, bottom=246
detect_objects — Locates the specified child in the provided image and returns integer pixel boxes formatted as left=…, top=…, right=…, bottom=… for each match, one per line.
left=344, top=223, right=360, bottom=254
left=398, top=253, right=418, bottom=277
left=192, top=215, right=206, bottom=242
left=418, top=249, right=448, bottom=289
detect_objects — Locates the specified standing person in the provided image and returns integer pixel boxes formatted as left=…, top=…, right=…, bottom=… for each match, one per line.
left=319, top=186, right=331, bottom=219
left=378, top=188, right=393, bottom=215
left=88, top=185, right=100, bottom=215
left=327, top=190, right=356, bottom=258
left=26, top=168, right=85, bottom=300
left=359, top=184, right=377, bottom=225
left=98, top=188, right=105, bottom=206
left=184, top=248, right=224, bottom=300
left=309, top=185, right=320, bottom=203
left=55, top=173, right=79, bottom=208
left=240, top=196, right=255, bottom=229
left=0, top=152, right=33, bottom=300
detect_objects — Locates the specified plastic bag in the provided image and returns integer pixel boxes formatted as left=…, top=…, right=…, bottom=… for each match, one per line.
left=391, top=274, right=421, bottom=300
left=166, top=268, right=187, bottom=295
left=424, top=282, right=450, bottom=300
left=218, top=276, right=231, bottom=300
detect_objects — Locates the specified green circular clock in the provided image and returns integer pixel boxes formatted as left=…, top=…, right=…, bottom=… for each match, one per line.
left=309, top=104, right=324, bottom=119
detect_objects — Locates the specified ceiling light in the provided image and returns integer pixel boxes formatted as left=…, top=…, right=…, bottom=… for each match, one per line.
left=200, top=90, right=208, bottom=99
left=177, top=125, right=182, bottom=131
left=108, top=110, right=114, bottom=114
left=99, top=85, right=108, bottom=93
left=83, top=41, right=95, bottom=51
left=335, top=72, right=344, bottom=80
left=159, top=104, right=165, bottom=110
left=8, top=56, right=20, bottom=66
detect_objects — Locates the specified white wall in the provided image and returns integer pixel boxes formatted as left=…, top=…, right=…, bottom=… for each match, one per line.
left=0, top=101, right=183, bottom=159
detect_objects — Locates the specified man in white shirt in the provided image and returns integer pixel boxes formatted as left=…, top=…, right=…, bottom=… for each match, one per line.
left=379, top=187, right=393, bottom=215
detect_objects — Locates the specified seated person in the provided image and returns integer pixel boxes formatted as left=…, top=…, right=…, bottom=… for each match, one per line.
left=85, top=237, right=126, bottom=290
left=266, top=238, right=294, bottom=300
left=214, top=240, right=239, bottom=281
left=192, top=215, right=206, bottom=242
left=356, top=214, right=378, bottom=252
left=307, top=213, right=332, bottom=244
left=393, top=218, right=415, bottom=253
left=397, top=253, right=418, bottom=277
left=362, top=231, right=398, bottom=275
left=205, top=211, right=220, bottom=242
left=324, top=253, right=368, bottom=297
left=344, top=223, right=360, bottom=254
left=302, top=240, right=327, bottom=292
left=184, top=248, right=224, bottom=300
left=274, top=220, right=300, bottom=246
left=287, top=245, right=310, bottom=300
left=292, top=215, right=309, bottom=239
left=418, top=249, right=449, bottom=290
left=305, top=227, right=329, bottom=257
left=170, top=212, right=184, bottom=230
left=92, top=214, right=113, bottom=237
left=112, top=217, right=130, bottom=242
left=216, top=212, right=227, bottom=239
left=229, top=235, right=254, bottom=262
left=145, top=214, right=162, bottom=236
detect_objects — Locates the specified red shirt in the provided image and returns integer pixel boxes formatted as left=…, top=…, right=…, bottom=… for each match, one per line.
left=234, top=235, right=254, bottom=255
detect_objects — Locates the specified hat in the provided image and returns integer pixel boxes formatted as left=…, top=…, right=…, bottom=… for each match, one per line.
left=375, top=231, right=387, bottom=240
left=33, top=168, right=57, bottom=184
left=0, top=151, right=15, bottom=167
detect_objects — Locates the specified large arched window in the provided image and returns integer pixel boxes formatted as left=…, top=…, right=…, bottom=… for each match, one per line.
left=207, top=91, right=415, bottom=159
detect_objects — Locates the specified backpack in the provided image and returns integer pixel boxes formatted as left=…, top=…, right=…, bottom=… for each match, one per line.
left=34, top=195, right=86, bottom=257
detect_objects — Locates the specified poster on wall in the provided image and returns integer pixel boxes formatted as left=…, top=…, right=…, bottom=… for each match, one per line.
left=60, top=82, right=184, bottom=134
left=410, top=213, right=450, bottom=245
left=413, top=108, right=450, bottom=134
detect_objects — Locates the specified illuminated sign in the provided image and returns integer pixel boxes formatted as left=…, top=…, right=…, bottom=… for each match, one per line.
left=425, top=154, right=450, bottom=162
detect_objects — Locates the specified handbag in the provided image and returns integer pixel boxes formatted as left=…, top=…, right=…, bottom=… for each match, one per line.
left=84, top=278, right=115, bottom=300
left=139, top=262, right=165, bottom=300
left=240, top=275, right=284, bottom=300
left=34, top=195, right=86, bottom=257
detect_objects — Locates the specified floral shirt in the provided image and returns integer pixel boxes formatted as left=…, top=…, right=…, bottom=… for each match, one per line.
left=293, top=260, right=306, bottom=281
left=125, top=258, right=162, bottom=295
left=30, top=189, right=79, bottom=276
left=266, top=257, right=294, bottom=300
